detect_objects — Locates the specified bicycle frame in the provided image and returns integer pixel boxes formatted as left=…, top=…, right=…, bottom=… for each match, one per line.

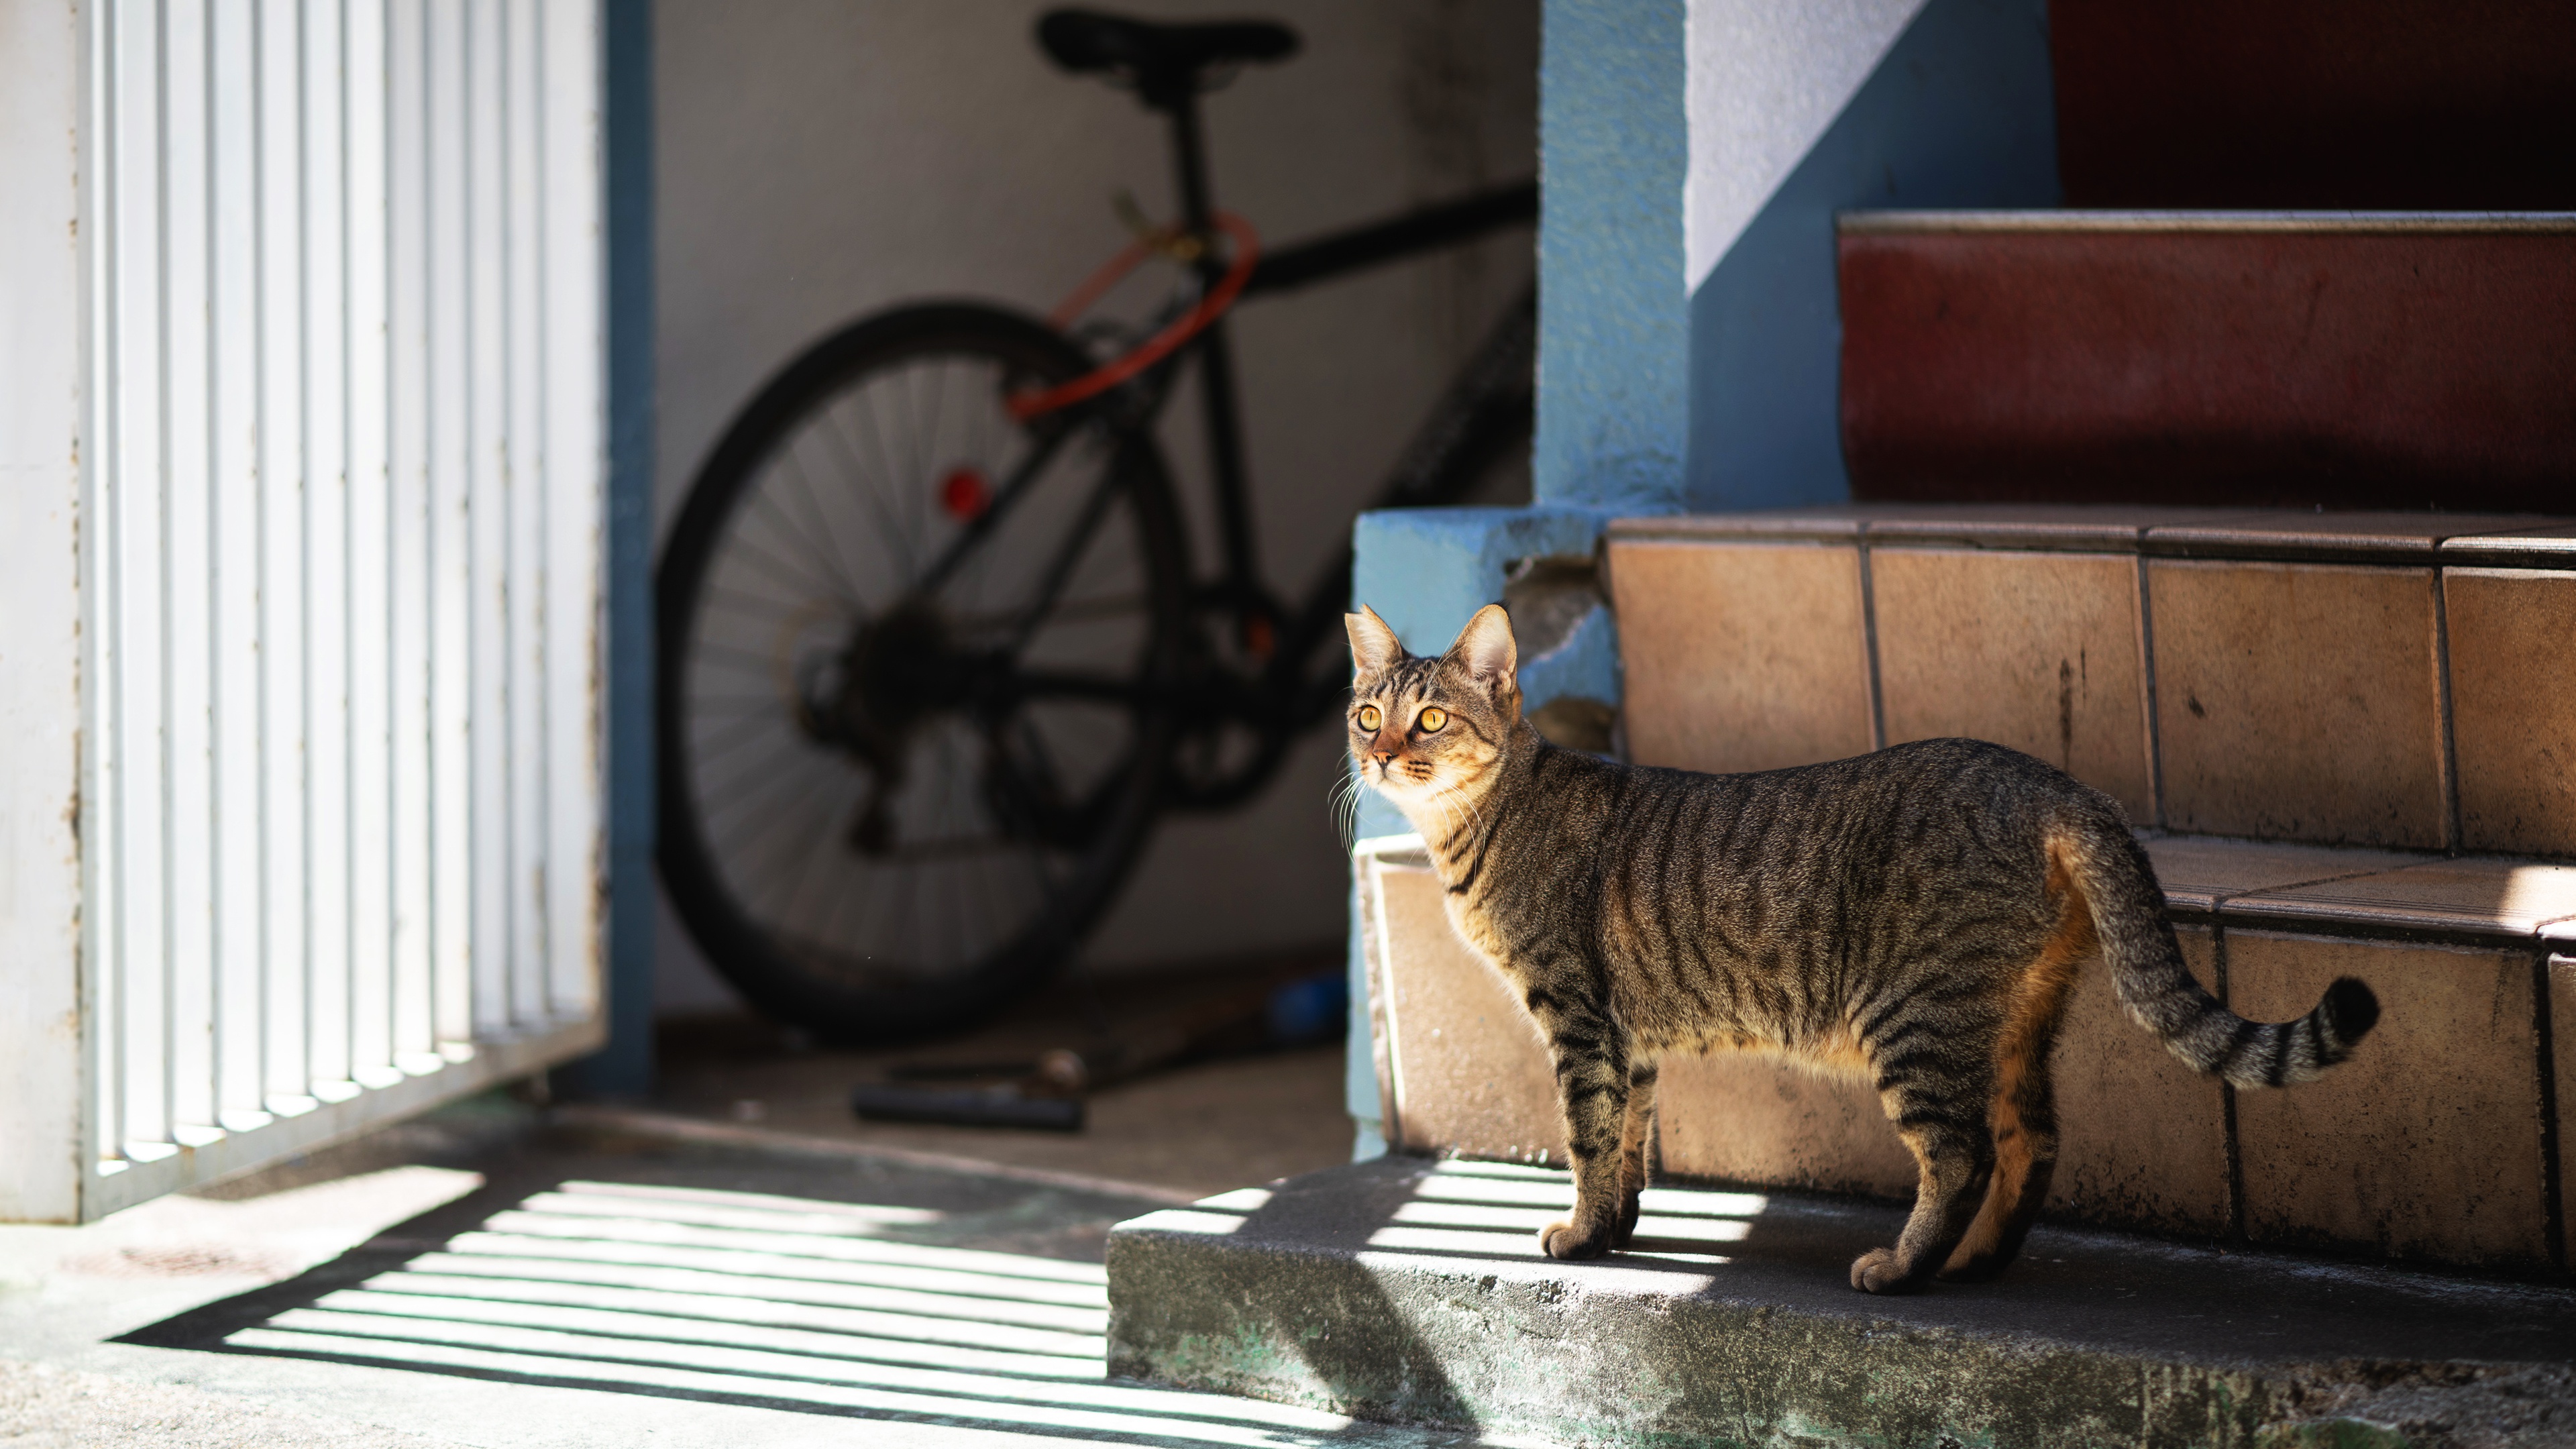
left=1119, top=83, right=1538, bottom=808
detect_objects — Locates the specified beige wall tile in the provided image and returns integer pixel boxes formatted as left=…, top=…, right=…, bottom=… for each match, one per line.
left=1655, top=1049, right=1917, bottom=1199
left=1608, top=539, right=1874, bottom=774
left=2150, top=561, right=2445, bottom=849
left=2050, top=926, right=2230, bottom=1235
left=1372, top=860, right=1561, bottom=1162
left=1873, top=548, right=2151, bottom=821
left=2446, top=569, right=2576, bottom=857
left=2230, top=930, right=2547, bottom=1266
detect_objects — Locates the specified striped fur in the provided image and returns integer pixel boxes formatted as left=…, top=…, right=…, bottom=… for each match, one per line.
left=1347, top=604, right=2380, bottom=1294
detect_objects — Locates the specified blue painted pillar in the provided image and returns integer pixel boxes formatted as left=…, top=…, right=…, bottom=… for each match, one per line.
left=1536, top=0, right=1690, bottom=512
left=561, top=0, right=657, bottom=1099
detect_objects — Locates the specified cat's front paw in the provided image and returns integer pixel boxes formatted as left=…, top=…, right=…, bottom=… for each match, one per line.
left=1540, top=1218, right=1614, bottom=1260
left=1609, top=1190, right=1642, bottom=1250
left=1848, top=1247, right=1921, bottom=1295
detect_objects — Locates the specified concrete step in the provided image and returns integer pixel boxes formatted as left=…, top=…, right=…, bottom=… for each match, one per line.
left=1107, top=1156, right=2576, bottom=1448
left=1833, top=213, right=2576, bottom=509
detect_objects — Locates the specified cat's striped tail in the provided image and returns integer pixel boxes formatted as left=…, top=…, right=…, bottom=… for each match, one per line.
left=2055, top=819, right=2380, bottom=1087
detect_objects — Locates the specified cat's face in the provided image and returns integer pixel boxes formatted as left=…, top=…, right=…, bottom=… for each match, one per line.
left=1344, top=604, right=1519, bottom=812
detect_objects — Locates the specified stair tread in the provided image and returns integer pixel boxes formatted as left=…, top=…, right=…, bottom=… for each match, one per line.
left=1608, top=505, right=2576, bottom=564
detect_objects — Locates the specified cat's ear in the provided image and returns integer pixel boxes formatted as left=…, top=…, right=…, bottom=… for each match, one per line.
left=1346, top=605, right=1407, bottom=678
left=1447, top=603, right=1517, bottom=692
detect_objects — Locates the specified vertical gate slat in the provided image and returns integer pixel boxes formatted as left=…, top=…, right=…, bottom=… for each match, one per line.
left=347, top=0, right=399, bottom=1091
left=256, top=0, right=311, bottom=1114
left=87, top=1, right=126, bottom=1167
left=464, top=0, right=511, bottom=1042
left=541, top=0, right=604, bottom=1018
left=164, top=0, right=221, bottom=1140
left=504, top=0, right=547, bottom=1032
left=209, top=0, right=266, bottom=1131
left=109, top=0, right=173, bottom=1153
left=387, top=0, right=440, bottom=1075
left=305, top=0, right=355, bottom=1100
left=425, top=0, right=474, bottom=1053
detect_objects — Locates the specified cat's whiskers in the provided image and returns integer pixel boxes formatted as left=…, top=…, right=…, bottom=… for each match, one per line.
left=1327, top=766, right=1373, bottom=847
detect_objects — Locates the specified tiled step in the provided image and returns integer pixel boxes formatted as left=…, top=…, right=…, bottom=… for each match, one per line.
left=1106, top=1156, right=2576, bottom=1449
left=1835, top=213, right=2576, bottom=509
left=1605, top=506, right=2576, bottom=856
left=1355, top=827, right=2576, bottom=1271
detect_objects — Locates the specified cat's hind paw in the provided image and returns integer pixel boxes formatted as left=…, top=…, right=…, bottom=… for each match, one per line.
left=1849, top=1247, right=1923, bottom=1295
left=1540, top=1218, right=1613, bottom=1260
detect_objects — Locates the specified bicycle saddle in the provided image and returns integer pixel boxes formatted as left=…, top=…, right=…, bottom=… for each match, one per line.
left=1036, top=9, right=1299, bottom=109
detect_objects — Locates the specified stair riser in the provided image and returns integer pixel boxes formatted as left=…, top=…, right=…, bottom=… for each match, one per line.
left=1609, top=532, right=2576, bottom=857
left=1107, top=1228, right=2288, bottom=1449
left=1838, top=226, right=2576, bottom=508
left=1361, top=847, right=2567, bottom=1268
left=2050, top=0, right=2576, bottom=209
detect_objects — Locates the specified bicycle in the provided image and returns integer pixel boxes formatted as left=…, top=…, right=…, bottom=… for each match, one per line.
left=656, top=8, right=1538, bottom=1042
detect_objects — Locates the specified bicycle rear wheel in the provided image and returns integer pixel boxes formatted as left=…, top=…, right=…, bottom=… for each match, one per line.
left=657, top=303, right=1187, bottom=1042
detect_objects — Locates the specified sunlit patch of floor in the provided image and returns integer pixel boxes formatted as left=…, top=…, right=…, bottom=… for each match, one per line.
left=217, top=1179, right=1365, bottom=1446
left=1132, top=1162, right=1764, bottom=1269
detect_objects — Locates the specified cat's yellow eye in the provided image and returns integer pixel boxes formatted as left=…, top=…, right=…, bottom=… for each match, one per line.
left=1356, top=704, right=1382, bottom=732
left=1417, top=706, right=1448, bottom=733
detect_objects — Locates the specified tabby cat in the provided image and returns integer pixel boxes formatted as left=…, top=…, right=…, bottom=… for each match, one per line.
left=1347, top=603, right=2379, bottom=1295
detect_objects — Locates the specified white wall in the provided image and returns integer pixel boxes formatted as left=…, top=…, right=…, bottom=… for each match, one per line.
left=654, top=0, right=1537, bottom=1011
left=1683, top=0, right=1921, bottom=288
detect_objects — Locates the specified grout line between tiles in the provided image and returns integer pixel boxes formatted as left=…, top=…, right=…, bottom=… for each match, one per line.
left=2212, top=922, right=2246, bottom=1245
left=1856, top=533, right=1886, bottom=753
left=2135, top=553, right=2166, bottom=830
left=2536, top=950, right=2565, bottom=1270
left=2433, top=569, right=2463, bottom=855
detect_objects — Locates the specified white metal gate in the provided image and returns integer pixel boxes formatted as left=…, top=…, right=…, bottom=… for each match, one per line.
left=0, top=0, right=609, bottom=1222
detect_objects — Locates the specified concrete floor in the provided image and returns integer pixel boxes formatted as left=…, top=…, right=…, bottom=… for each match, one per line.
left=0, top=1000, right=1466, bottom=1448
left=649, top=967, right=1362, bottom=1199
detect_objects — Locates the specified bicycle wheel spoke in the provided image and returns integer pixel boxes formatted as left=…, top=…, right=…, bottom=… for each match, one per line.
left=812, top=401, right=917, bottom=584
left=711, top=524, right=852, bottom=614
left=749, top=458, right=869, bottom=608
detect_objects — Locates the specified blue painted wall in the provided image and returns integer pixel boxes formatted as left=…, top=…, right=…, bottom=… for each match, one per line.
left=1685, top=0, right=2058, bottom=509
left=1536, top=0, right=1688, bottom=513
left=561, top=0, right=657, bottom=1099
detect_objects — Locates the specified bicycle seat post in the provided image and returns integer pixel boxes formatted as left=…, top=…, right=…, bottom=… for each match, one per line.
left=1159, top=90, right=1263, bottom=624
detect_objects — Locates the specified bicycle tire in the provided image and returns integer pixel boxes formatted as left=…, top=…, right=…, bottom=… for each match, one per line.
left=657, top=303, right=1189, bottom=1042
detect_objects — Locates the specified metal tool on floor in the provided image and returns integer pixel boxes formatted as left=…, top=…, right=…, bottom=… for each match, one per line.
left=850, top=969, right=1347, bottom=1131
